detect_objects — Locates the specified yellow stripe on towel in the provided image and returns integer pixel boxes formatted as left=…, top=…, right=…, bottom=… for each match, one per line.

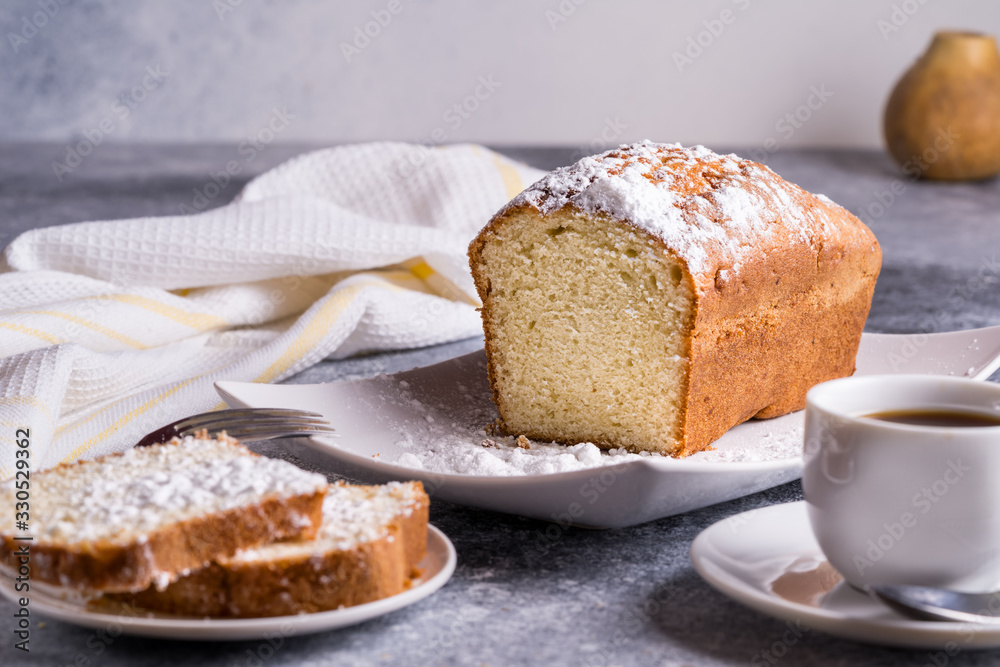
left=406, top=259, right=435, bottom=281
left=401, top=258, right=479, bottom=306
left=253, top=283, right=366, bottom=384
left=20, top=311, right=147, bottom=349
left=0, top=322, right=64, bottom=345
left=60, top=377, right=197, bottom=463
left=0, top=396, right=56, bottom=423
left=87, top=294, right=226, bottom=330
left=492, top=153, right=525, bottom=199
left=254, top=277, right=420, bottom=384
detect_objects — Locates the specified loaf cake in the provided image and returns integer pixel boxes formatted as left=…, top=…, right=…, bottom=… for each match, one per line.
left=468, top=142, right=881, bottom=456
left=113, top=481, right=429, bottom=617
left=0, top=433, right=328, bottom=592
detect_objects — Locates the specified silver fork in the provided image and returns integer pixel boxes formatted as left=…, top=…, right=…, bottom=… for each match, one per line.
left=135, top=408, right=336, bottom=447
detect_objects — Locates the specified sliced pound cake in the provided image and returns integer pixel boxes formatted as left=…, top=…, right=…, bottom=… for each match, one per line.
left=468, top=141, right=881, bottom=456
left=115, top=481, right=429, bottom=617
left=0, top=433, right=327, bottom=593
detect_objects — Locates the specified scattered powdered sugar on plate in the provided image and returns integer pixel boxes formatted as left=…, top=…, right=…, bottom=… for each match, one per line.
left=690, top=426, right=803, bottom=464
left=369, top=358, right=803, bottom=477
left=395, top=437, right=653, bottom=476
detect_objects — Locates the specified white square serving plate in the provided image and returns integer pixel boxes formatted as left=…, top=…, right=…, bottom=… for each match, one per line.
left=216, top=327, right=1000, bottom=529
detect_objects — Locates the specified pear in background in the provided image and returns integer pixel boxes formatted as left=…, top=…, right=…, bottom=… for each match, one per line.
left=884, top=31, right=1000, bottom=181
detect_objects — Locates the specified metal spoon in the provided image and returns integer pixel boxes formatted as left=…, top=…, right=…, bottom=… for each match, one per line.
left=871, top=585, right=1000, bottom=623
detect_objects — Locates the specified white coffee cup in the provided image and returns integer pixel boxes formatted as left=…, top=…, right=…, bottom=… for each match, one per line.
left=803, top=374, right=1000, bottom=593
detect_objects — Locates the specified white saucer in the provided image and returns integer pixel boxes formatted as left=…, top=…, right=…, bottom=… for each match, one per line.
left=690, top=501, right=1000, bottom=649
left=0, top=526, right=456, bottom=641
left=216, top=327, right=1000, bottom=529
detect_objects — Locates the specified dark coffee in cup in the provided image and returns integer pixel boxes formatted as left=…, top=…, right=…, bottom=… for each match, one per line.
left=863, top=409, right=1000, bottom=428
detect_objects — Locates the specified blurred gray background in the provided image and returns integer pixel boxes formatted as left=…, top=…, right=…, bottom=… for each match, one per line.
left=3, top=0, right=998, bottom=149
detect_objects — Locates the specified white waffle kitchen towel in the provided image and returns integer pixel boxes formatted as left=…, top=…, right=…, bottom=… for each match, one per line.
left=0, top=142, right=544, bottom=478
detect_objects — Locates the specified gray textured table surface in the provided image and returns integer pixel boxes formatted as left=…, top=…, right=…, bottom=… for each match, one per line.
left=1, top=143, right=999, bottom=667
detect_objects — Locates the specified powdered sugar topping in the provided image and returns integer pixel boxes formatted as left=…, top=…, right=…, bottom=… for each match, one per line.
left=509, top=141, right=826, bottom=277
left=0, top=435, right=327, bottom=543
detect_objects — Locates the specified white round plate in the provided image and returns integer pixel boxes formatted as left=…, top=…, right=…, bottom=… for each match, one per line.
left=690, top=501, right=1000, bottom=650
left=216, top=327, right=1000, bottom=529
left=0, top=526, right=456, bottom=641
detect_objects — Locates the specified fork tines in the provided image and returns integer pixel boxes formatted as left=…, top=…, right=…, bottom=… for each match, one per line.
left=175, top=408, right=336, bottom=442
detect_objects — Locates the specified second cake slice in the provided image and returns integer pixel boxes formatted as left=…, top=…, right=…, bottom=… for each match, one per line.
left=116, top=481, right=430, bottom=617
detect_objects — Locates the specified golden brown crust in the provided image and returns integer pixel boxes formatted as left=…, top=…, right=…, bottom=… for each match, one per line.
left=119, top=535, right=404, bottom=617
left=676, top=189, right=880, bottom=455
left=468, top=144, right=881, bottom=456
left=112, top=484, right=430, bottom=618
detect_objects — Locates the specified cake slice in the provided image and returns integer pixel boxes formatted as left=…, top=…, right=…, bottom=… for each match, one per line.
left=0, top=433, right=328, bottom=592
left=468, top=142, right=881, bottom=456
left=114, top=481, right=429, bottom=617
